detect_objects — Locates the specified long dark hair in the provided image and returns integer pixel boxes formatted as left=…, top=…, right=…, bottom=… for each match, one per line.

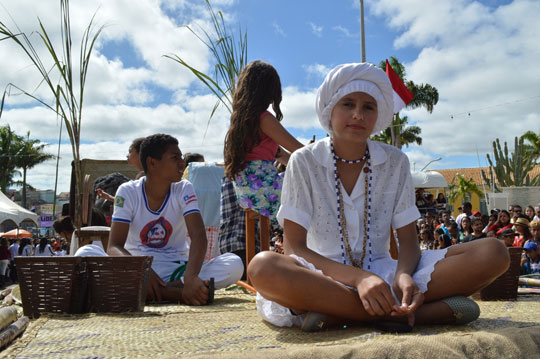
left=461, top=216, right=472, bottom=235
left=224, top=60, right=283, bottom=179
left=500, top=210, right=511, bottom=226
left=18, top=238, right=30, bottom=255
left=38, top=237, right=49, bottom=253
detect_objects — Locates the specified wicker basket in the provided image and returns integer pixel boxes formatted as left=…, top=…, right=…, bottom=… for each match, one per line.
left=85, top=256, right=153, bottom=313
left=478, top=247, right=522, bottom=301
left=15, top=257, right=88, bottom=318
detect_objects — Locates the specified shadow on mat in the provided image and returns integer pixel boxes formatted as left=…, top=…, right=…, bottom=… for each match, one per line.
left=263, top=318, right=540, bottom=345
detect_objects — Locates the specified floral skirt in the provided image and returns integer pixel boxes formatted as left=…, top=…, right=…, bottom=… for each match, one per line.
left=233, top=160, right=284, bottom=219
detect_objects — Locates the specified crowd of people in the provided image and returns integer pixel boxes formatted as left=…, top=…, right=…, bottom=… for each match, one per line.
left=3, top=60, right=538, bottom=333
left=416, top=201, right=540, bottom=275
left=0, top=235, right=71, bottom=287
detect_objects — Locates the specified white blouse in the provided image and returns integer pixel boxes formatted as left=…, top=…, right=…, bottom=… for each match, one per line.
left=277, top=137, right=420, bottom=266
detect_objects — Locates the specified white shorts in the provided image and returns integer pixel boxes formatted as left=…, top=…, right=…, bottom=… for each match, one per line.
left=75, top=245, right=243, bottom=290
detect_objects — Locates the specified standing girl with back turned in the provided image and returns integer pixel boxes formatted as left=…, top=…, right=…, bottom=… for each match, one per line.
left=224, top=60, right=303, bottom=220
left=248, top=63, right=510, bottom=332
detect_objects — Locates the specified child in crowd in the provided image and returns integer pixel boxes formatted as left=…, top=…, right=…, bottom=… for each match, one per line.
left=247, top=63, right=509, bottom=332
left=530, top=220, right=540, bottom=245
left=435, top=234, right=453, bottom=250
left=224, top=60, right=303, bottom=220
left=500, top=229, right=516, bottom=247
left=462, top=218, right=487, bottom=242
left=459, top=216, right=473, bottom=242
left=108, top=134, right=243, bottom=305
left=520, top=242, right=540, bottom=275
left=448, top=223, right=460, bottom=245
left=418, top=229, right=433, bottom=251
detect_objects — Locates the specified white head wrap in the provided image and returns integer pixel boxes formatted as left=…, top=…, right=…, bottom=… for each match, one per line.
left=316, top=63, right=394, bottom=135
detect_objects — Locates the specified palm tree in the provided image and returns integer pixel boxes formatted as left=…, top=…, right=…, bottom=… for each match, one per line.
left=371, top=114, right=422, bottom=148
left=0, top=125, right=23, bottom=194
left=377, top=57, right=439, bottom=149
left=447, top=174, right=483, bottom=204
left=16, top=132, right=55, bottom=208
left=521, top=130, right=540, bottom=163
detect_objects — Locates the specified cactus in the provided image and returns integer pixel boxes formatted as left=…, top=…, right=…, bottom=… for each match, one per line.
left=481, top=137, right=540, bottom=192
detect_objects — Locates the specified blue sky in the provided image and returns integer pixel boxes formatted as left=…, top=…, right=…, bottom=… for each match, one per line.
left=0, top=0, right=539, bottom=194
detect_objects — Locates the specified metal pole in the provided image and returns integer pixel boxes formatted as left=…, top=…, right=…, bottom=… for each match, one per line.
left=420, top=157, right=442, bottom=172
left=360, top=0, right=366, bottom=62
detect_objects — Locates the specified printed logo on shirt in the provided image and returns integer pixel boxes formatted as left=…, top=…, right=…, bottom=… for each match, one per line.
left=114, top=195, right=125, bottom=208
left=140, top=216, right=173, bottom=248
left=183, top=194, right=197, bottom=206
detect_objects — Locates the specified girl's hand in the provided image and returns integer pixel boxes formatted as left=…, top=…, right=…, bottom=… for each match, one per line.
left=392, top=273, right=424, bottom=316
left=355, top=272, right=398, bottom=317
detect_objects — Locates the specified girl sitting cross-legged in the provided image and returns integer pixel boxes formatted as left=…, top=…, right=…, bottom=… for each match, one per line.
left=247, top=63, right=510, bottom=332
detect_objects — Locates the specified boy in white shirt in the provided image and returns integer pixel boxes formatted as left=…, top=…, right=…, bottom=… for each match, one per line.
left=108, top=134, right=242, bottom=305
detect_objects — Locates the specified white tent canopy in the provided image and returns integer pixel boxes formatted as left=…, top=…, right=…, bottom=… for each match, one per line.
left=411, top=171, right=448, bottom=189
left=0, top=191, right=39, bottom=225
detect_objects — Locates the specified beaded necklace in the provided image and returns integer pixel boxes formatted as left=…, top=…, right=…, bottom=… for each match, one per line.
left=331, top=141, right=373, bottom=270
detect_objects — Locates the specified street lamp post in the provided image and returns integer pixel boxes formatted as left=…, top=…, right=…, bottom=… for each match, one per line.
left=420, top=157, right=442, bottom=171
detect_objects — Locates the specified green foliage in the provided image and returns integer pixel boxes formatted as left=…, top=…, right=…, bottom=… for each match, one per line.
left=18, top=132, right=55, bottom=207
left=447, top=174, right=483, bottom=204
left=371, top=113, right=422, bottom=148
left=0, top=0, right=103, bottom=224
left=521, top=129, right=540, bottom=163
left=0, top=126, right=54, bottom=207
left=377, top=57, right=438, bottom=149
left=0, top=125, right=23, bottom=194
left=481, top=137, right=540, bottom=192
left=165, top=0, right=248, bottom=139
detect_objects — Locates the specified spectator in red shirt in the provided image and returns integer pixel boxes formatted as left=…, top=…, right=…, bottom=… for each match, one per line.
left=488, top=210, right=512, bottom=236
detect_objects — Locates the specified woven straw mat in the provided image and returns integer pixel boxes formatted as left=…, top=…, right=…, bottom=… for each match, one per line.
left=3, top=288, right=539, bottom=359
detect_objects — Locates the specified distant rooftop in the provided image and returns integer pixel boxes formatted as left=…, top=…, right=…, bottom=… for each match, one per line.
left=434, top=164, right=540, bottom=186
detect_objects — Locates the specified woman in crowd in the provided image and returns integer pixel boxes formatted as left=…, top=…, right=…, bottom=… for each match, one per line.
left=18, top=238, right=32, bottom=256
left=34, top=237, right=55, bottom=257
left=435, top=193, right=447, bottom=210
left=513, top=215, right=532, bottom=247
left=525, top=205, right=535, bottom=222
left=487, top=210, right=512, bottom=236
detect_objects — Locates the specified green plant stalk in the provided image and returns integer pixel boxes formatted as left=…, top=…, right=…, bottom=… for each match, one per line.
left=164, top=0, right=247, bottom=141
left=0, top=0, right=103, bottom=227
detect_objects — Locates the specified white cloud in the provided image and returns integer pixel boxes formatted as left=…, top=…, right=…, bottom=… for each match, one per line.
left=333, top=25, right=356, bottom=38
left=0, top=0, right=236, bottom=193
left=308, top=22, right=323, bottom=37
left=370, top=0, right=540, bottom=160
left=280, top=86, right=319, bottom=130
left=302, top=64, right=331, bottom=79
left=272, top=21, right=287, bottom=37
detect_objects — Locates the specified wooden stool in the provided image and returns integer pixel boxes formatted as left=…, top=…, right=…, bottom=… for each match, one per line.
left=75, top=226, right=110, bottom=252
